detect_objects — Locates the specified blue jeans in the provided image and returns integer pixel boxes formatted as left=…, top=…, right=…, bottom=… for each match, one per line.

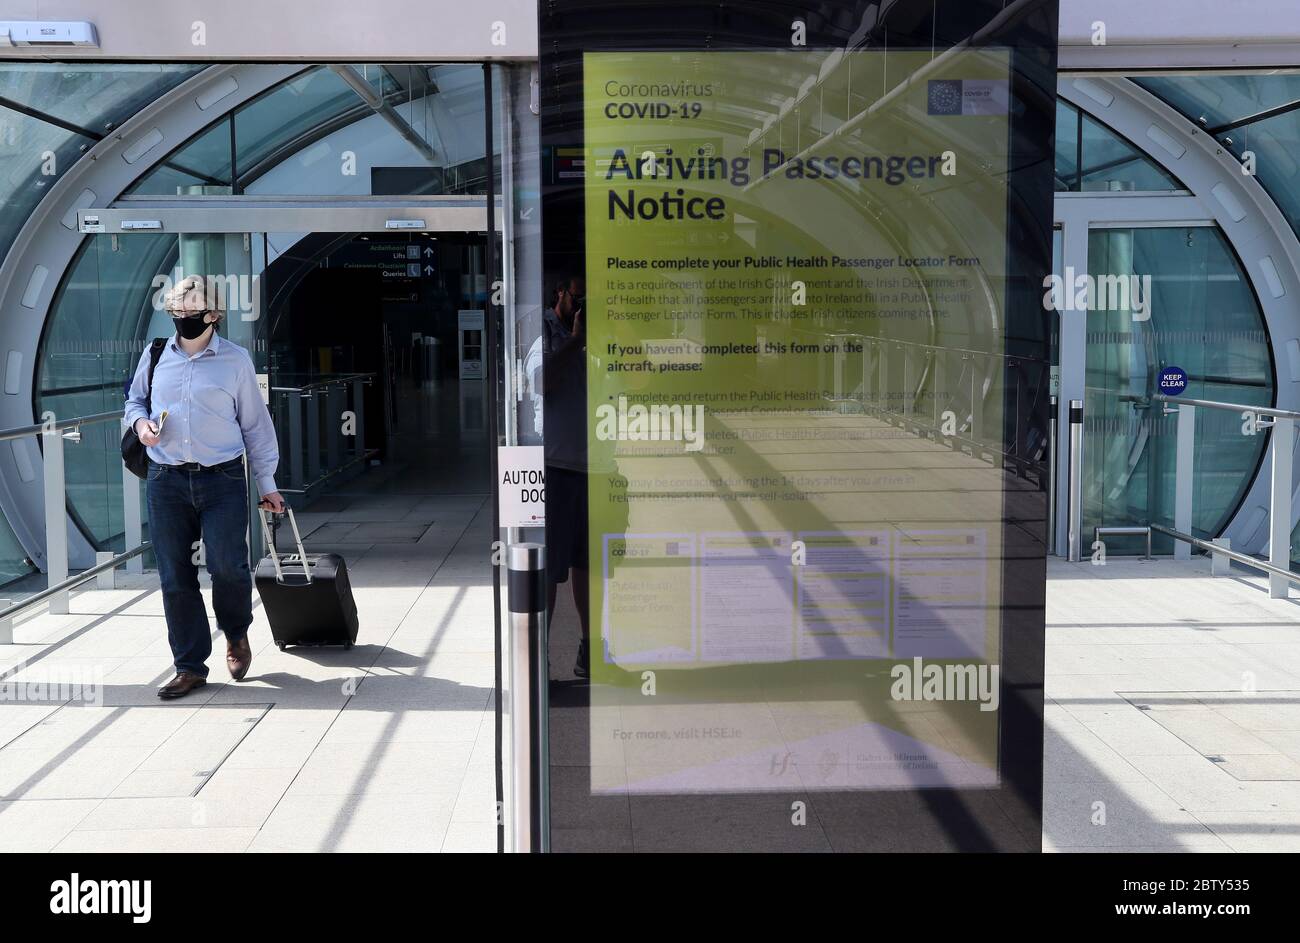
left=147, top=459, right=252, bottom=677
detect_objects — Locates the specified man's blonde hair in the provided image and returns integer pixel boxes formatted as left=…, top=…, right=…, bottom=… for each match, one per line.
left=161, top=274, right=225, bottom=319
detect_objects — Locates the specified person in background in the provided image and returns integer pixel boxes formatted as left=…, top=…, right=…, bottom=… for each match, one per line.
left=124, top=274, right=284, bottom=700
left=543, top=276, right=592, bottom=678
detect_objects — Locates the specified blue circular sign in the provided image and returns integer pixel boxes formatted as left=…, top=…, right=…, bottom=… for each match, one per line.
left=1159, top=365, right=1188, bottom=396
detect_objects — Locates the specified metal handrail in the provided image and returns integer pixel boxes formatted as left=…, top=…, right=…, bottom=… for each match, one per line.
left=270, top=372, right=375, bottom=394
left=1094, top=524, right=1152, bottom=560
left=0, top=409, right=124, bottom=443
left=1150, top=523, right=1300, bottom=587
left=1153, top=393, right=1300, bottom=421
left=0, top=541, right=150, bottom=625
left=279, top=447, right=378, bottom=495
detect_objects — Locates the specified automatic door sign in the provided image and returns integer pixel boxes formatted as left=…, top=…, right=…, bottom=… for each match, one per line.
left=1159, top=365, right=1188, bottom=396
left=498, top=446, right=545, bottom=527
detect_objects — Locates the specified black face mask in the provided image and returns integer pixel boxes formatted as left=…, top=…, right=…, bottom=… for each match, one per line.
left=174, top=314, right=213, bottom=340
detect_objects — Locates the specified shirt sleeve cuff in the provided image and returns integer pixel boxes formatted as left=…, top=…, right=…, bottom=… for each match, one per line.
left=256, top=475, right=279, bottom=497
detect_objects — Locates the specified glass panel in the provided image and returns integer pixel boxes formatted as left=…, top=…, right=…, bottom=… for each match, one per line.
left=1079, top=114, right=1181, bottom=191
left=240, top=63, right=491, bottom=196
left=127, top=118, right=234, bottom=195
left=540, top=0, right=1058, bottom=852
left=1083, top=225, right=1271, bottom=556
left=1055, top=99, right=1079, bottom=191
left=0, top=104, right=94, bottom=263
left=0, top=64, right=202, bottom=265
left=38, top=233, right=180, bottom=550
left=128, top=64, right=496, bottom=199
left=0, top=520, right=33, bottom=588
left=233, top=66, right=364, bottom=184
left=1051, top=228, right=1063, bottom=367
left=38, top=232, right=257, bottom=554
left=413, top=64, right=493, bottom=194
left=0, top=63, right=204, bottom=133
left=493, top=60, right=542, bottom=848
left=1134, top=74, right=1300, bottom=241
left=1208, top=108, right=1300, bottom=236
left=1216, top=106, right=1300, bottom=235
left=1052, top=99, right=1179, bottom=194
left=1137, top=74, right=1300, bottom=131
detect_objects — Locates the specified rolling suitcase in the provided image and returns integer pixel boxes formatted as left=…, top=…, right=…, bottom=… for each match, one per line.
left=255, top=507, right=359, bottom=651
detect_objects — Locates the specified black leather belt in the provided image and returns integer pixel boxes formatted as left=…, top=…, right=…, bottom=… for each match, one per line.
left=159, top=458, right=244, bottom=473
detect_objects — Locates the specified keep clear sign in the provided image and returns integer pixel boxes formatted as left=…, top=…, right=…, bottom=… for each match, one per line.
left=498, top=446, right=545, bottom=527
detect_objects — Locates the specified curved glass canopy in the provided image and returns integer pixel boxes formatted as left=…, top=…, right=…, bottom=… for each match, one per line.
left=129, top=63, right=494, bottom=197
left=0, top=65, right=204, bottom=267
left=0, top=64, right=202, bottom=585
left=3, top=65, right=1287, bottom=579
left=32, top=62, right=493, bottom=565
left=1137, top=74, right=1300, bottom=242
left=1135, top=74, right=1300, bottom=565
left=1055, top=98, right=1182, bottom=192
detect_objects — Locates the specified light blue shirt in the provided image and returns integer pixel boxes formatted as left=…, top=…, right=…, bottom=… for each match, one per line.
left=124, top=333, right=280, bottom=497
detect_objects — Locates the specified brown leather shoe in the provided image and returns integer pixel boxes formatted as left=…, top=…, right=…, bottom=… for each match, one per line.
left=227, top=635, right=252, bottom=681
left=158, top=671, right=207, bottom=699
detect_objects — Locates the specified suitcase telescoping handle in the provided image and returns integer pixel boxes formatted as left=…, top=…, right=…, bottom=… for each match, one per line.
left=257, top=506, right=313, bottom=584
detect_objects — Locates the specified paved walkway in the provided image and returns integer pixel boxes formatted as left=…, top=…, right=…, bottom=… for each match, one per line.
left=0, top=492, right=497, bottom=853
left=1045, top=557, right=1300, bottom=852
left=5, top=534, right=1300, bottom=852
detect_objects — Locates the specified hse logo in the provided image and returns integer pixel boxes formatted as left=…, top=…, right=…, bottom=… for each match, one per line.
left=890, top=657, right=1000, bottom=712
left=594, top=396, right=705, bottom=452
left=50, top=874, right=151, bottom=924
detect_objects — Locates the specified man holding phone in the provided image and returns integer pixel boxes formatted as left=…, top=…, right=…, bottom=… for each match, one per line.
left=125, top=275, right=283, bottom=699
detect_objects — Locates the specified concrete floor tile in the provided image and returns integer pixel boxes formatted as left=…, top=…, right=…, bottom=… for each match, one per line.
left=248, top=793, right=455, bottom=852
left=284, top=739, right=473, bottom=797
left=53, top=826, right=257, bottom=853
left=1043, top=778, right=1216, bottom=848
left=1124, top=754, right=1298, bottom=812
left=322, top=708, right=485, bottom=744
left=79, top=767, right=298, bottom=830
left=0, top=799, right=100, bottom=851
left=440, top=820, right=496, bottom=852
left=1192, top=811, right=1300, bottom=852
left=0, top=745, right=149, bottom=800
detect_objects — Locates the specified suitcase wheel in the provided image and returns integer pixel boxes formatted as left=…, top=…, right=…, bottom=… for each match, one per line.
left=343, top=641, right=353, bottom=651
left=276, top=641, right=287, bottom=651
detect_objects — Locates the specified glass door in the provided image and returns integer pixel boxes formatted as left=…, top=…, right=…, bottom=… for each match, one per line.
left=1082, top=223, right=1272, bottom=556
left=1052, top=194, right=1275, bottom=558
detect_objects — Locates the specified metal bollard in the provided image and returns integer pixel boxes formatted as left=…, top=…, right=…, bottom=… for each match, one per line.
left=1067, top=399, right=1084, bottom=563
left=506, top=542, right=548, bottom=853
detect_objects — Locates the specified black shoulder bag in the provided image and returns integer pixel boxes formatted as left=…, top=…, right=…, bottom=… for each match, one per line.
left=121, top=338, right=167, bottom=480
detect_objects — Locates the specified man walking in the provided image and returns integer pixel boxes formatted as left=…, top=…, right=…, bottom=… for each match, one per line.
left=125, top=275, right=283, bottom=699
